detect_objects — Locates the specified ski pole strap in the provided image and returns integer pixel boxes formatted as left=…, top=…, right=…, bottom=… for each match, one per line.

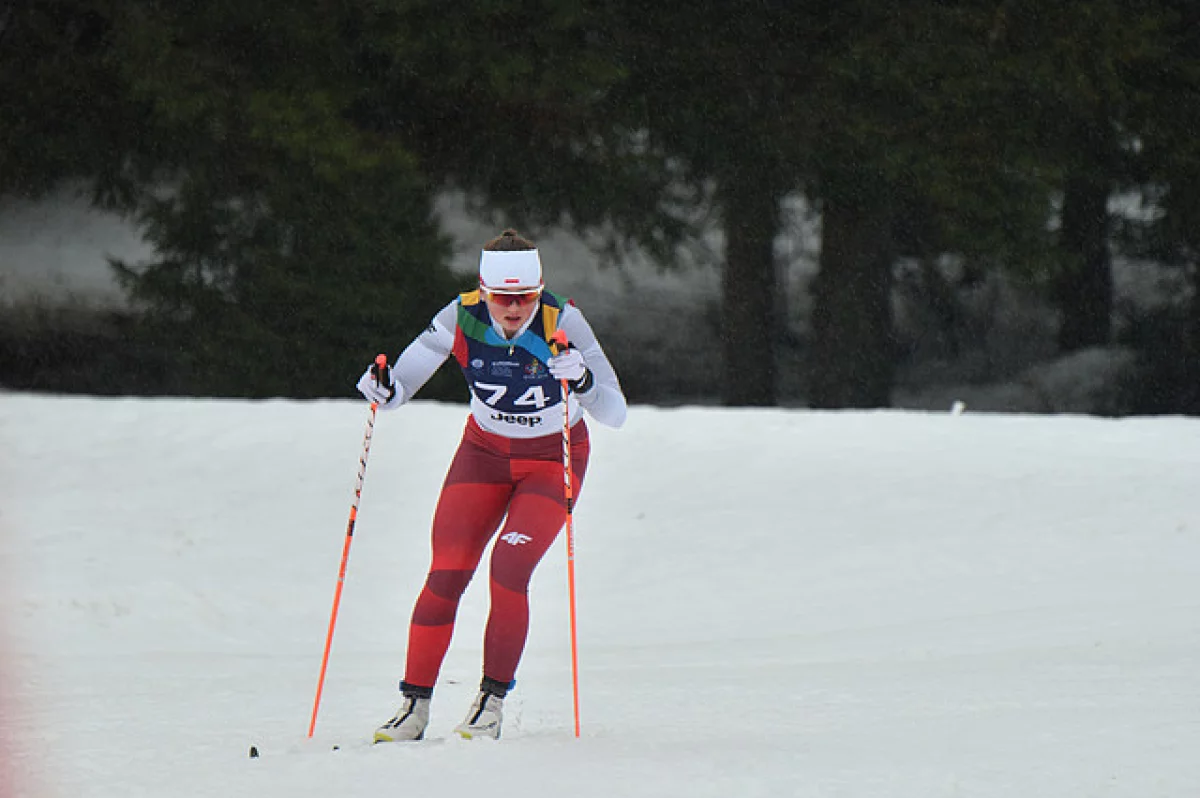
left=570, top=368, right=594, bottom=394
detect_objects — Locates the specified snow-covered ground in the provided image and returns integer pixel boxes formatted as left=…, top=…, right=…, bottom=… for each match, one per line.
left=1, top=394, right=1197, bottom=797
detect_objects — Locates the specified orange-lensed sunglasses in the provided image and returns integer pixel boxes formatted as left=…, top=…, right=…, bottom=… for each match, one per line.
left=484, top=288, right=543, bottom=306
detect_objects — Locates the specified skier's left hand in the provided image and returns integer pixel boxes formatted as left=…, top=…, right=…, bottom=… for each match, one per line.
left=548, top=348, right=587, bottom=382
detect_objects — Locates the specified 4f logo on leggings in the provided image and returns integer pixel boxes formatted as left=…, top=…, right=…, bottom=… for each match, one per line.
left=501, top=531, right=532, bottom=546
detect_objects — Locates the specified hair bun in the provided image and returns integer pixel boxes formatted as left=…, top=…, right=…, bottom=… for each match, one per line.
left=483, top=228, right=535, bottom=252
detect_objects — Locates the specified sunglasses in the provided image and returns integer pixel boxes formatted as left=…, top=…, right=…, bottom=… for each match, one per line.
left=484, top=288, right=542, bottom=307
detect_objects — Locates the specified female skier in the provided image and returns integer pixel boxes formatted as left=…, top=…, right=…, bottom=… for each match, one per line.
left=357, top=229, right=627, bottom=740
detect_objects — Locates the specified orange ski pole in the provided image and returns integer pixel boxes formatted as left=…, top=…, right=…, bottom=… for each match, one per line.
left=308, top=353, right=389, bottom=738
left=550, top=329, right=582, bottom=738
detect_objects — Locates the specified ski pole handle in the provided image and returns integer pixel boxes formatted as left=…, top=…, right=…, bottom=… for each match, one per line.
left=550, top=328, right=569, bottom=357
left=371, top=353, right=390, bottom=386
left=368, top=353, right=394, bottom=408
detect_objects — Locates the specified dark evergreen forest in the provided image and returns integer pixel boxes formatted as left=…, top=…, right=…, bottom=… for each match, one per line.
left=2, top=2, right=1198, bottom=412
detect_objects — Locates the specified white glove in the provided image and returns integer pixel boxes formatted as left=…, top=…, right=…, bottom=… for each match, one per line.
left=548, top=348, right=587, bottom=382
left=356, top=362, right=403, bottom=410
left=548, top=347, right=595, bottom=394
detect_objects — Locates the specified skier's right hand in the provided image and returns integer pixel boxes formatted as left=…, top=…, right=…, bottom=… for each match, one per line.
left=356, top=359, right=403, bottom=410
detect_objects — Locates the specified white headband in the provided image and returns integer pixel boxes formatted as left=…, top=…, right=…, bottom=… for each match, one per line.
left=479, top=250, right=543, bottom=292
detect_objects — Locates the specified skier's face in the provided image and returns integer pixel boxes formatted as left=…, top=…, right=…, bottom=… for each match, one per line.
left=484, top=288, right=541, bottom=337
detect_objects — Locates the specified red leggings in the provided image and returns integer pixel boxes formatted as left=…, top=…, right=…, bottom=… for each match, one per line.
left=404, top=416, right=590, bottom=690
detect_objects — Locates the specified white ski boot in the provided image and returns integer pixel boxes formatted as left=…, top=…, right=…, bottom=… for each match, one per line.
left=453, top=691, right=504, bottom=740
left=374, top=695, right=431, bottom=742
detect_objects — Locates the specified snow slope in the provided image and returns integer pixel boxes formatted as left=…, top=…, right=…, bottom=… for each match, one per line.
left=1, top=395, right=1197, bottom=797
